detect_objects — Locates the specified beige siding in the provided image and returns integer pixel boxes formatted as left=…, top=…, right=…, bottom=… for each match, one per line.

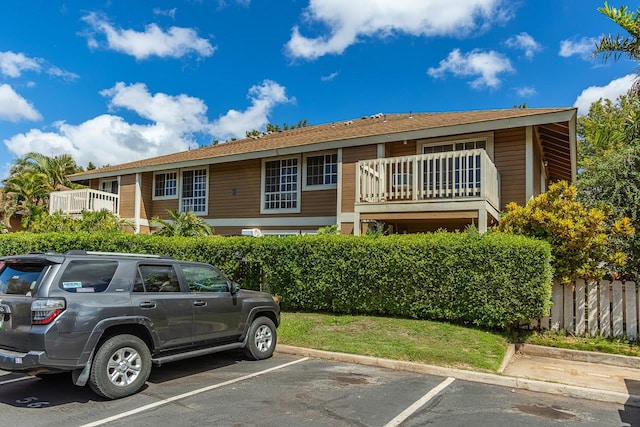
left=341, top=145, right=377, bottom=213
left=494, top=128, right=526, bottom=208
left=151, top=199, right=179, bottom=219
left=140, top=172, right=153, bottom=221
left=386, top=140, right=417, bottom=157
left=210, top=160, right=262, bottom=218
left=118, top=174, right=136, bottom=218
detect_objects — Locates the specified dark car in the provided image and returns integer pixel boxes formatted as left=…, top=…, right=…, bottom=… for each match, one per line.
left=0, top=250, right=280, bottom=399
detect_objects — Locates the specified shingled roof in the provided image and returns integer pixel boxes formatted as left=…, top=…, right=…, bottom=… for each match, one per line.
left=71, top=108, right=575, bottom=179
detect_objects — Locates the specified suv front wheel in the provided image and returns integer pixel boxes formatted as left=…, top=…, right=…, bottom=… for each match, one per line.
left=89, top=334, right=152, bottom=399
left=244, top=317, right=277, bottom=360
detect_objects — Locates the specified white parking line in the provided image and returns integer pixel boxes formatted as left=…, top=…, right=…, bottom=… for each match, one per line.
left=80, top=357, right=309, bottom=427
left=383, top=377, right=455, bottom=427
left=0, top=376, right=36, bottom=385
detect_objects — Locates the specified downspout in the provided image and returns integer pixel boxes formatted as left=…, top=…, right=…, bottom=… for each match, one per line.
left=134, top=173, right=141, bottom=234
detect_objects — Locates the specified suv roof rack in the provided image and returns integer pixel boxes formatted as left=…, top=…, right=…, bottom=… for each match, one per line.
left=63, top=250, right=173, bottom=259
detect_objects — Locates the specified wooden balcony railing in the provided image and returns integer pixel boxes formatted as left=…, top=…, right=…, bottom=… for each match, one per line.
left=357, top=149, right=500, bottom=209
left=49, top=189, right=119, bottom=216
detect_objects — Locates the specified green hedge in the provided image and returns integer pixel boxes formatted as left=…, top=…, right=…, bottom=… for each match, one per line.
left=0, top=231, right=552, bottom=329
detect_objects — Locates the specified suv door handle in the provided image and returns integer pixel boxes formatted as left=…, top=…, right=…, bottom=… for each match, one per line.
left=139, top=301, right=156, bottom=309
left=193, top=300, right=207, bottom=307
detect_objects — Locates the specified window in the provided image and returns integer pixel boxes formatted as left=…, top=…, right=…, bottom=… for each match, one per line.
left=153, top=171, right=177, bottom=199
left=304, top=153, right=337, bottom=189
left=100, top=179, right=118, bottom=195
left=420, top=137, right=489, bottom=197
left=0, top=262, right=47, bottom=296
left=181, top=265, right=229, bottom=293
left=134, top=264, right=180, bottom=293
left=58, top=261, right=118, bottom=293
left=181, top=168, right=207, bottom=214
left=262, top=158, right=300, bottom=213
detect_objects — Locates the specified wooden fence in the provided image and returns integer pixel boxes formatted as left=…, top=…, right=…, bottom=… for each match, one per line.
left=536, top=280, right=639, bottom=340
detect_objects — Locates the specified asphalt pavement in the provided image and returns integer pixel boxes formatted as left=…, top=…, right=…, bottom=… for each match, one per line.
left=276, top=342, right=640, bottom=409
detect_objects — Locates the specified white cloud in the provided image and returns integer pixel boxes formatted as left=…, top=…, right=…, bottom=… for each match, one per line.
left=3, top=81, right=292, bottom=167
left=286, top=0, right=509, bottom=60
left=321, top=71, right=339, bottom=81
left=0, top=84, right=41, bottom=122
left=0, top=51, right=41, bottom=77
left=47, top=66, right=79, bottom=81
left=101, top=82, right=211, bottom=135
left=82, top=12, right=216, bottom=60
left=559, top=36, right=598, bottom=59
left=153, top=8, right=177, bottom=19
left=428, top=48, right=513, bottom=89
left=212, top=80, right=294, bottom=140
left=574, top=74, right=635, bottom=116
left=505, top=32, right=541, bottom=59
left=515, top=86, right=536, bottom=97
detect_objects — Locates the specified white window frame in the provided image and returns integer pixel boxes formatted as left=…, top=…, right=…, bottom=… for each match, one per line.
left=152, top=170, right=178, bottom=200
left=302, top=151, right=338, bottom=191
left=417, top=132, right=494, bottom=160
left=260, top=156, right=301, bottom=214
left=99, top=178, right=119, bottom=195
left=179, top=167, right=209, bottom=216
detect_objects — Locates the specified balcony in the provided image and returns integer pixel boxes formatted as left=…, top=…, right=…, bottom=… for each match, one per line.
left=49, top=189, right=119, bottom=216
left=356, top=149, right=500, bottom=211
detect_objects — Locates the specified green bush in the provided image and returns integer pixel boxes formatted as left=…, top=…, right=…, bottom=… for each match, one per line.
left=0, top=231, right=552, bottom=329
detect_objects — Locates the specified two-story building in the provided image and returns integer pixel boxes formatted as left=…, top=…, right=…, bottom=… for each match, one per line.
left=53, top=108, right=577, bottom=235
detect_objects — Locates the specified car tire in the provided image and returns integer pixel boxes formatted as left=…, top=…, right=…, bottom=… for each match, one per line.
left=243, top=317, right=277, bottom=360
left=89, top=334, right=151, bottom=399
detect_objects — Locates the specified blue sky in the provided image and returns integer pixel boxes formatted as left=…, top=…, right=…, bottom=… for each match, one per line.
left=0, top=0, right=636, bottom=176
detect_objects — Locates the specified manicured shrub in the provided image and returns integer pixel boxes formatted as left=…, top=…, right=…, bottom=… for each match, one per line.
left=0, top=231, right=552, bottom=329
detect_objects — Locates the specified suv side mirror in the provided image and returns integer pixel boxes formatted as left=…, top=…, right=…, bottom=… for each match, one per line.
left=229, top=281, right=239, bottom=295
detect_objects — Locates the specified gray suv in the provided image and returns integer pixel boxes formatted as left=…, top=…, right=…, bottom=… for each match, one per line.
left=0, top=250, right=280, bottom=399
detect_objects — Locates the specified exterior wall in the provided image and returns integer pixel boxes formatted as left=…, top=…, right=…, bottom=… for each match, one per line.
left=533, top=135, right=542, bottom=196
left=386, top=140, right=417, bottom=157
left=140, top=172, right=153, bottom=222
left=493, top=128, right=526, bottom=209
left=118, top=174, right=137, bottom=218
left=210, top=160, right=262, bottom=218
left=341, top=144, right=377, bottom=213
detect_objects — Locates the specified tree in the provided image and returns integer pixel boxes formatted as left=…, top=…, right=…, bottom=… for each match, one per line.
left=496, top=181, right=633, bottom=283
left=594, top=2, right=640, bottom=89
left=595, top=3, right=640, bottom=63
left=152, top=209, right=213, bottom=237
left=1, top=153, right=83, bottom=230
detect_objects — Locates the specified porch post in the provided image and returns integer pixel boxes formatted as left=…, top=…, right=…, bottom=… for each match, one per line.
left=478, top=209, right=487, bottom=233
left=353, top=212, right=361, bottom=236
left=525, top=126, right=534, bottom=200
left=134, top=173, right=141, bottom=234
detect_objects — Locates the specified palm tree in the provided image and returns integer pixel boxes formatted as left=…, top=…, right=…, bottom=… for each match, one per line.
left=594, top=3, right=640, bottom=88
left=152, top=209, right=213, bottom=237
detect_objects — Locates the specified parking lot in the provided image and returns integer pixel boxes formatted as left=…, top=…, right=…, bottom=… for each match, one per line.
left=0, top=351, right=636, bottom=426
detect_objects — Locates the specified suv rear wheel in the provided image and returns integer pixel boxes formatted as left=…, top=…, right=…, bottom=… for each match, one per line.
left=89, top=334, right=151, bottom=399
left=244, top=317, right=276, bottom=360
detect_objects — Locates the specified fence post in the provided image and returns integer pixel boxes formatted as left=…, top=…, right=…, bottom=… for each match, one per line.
left=612, top=280, right=624, bottom=338
left=550, top=283, right=563, bottom=331
left=587, top=280, right=599, bottom=336
left=575, top=279, right=586, bottom=336
left=600, top=280, right=611, bottom=337
left=625, top=281, right=638, bottom=340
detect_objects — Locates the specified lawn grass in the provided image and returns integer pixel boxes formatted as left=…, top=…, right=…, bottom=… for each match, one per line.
left=277, top=312, right=640, bottom=373
left=277, top=312, right=510, bottom=372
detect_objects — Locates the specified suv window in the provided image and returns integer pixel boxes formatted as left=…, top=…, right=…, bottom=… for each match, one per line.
left=134, top=264, right=180, bottom=293
left=0, top=262, right=48, bottom=296
left=58, top=260, right=118, bottom=293
left=182, top=265, right=229, bottom=293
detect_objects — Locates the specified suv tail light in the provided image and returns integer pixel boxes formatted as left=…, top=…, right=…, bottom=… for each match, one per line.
left=31, top=299, right=66, bottom=325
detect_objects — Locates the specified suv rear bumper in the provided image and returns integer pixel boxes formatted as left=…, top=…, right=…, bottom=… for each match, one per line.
left=0, top=348, right=78, bottom=372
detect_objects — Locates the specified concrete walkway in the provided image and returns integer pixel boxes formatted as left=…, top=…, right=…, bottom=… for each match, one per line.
left=276, top=343, right=640, bottom=407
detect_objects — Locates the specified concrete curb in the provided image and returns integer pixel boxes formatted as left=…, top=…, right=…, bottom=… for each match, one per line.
left=516, top=343, right=640, bottom=369
left=275, top=344, right=640, bottom=408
